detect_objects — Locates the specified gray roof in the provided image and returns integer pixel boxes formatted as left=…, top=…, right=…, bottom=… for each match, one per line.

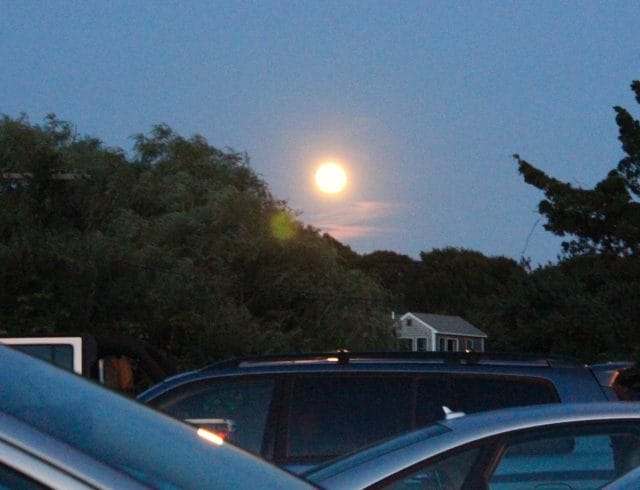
left=408, top=312, right=487, bottom=337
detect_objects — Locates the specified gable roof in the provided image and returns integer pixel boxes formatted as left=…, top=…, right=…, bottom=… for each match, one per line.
left=406, top=312, right=487, bottom=338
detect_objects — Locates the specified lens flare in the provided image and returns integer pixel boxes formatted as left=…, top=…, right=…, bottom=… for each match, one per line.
left=270, top=212, right=296, bottom=241
left=197, top=428, right=224, bottom=446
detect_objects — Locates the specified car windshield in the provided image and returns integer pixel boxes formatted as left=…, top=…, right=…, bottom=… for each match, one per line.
left=304, top=423, right=450, bottom=483
left=0, top=346, right=309, bottom=489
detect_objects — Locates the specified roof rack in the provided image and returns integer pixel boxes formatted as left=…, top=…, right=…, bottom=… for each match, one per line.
left=202, top=351, right=582, bottom=371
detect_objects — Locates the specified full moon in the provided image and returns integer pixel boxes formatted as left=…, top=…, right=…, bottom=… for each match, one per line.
left=315, top=162, right=347, bottom=194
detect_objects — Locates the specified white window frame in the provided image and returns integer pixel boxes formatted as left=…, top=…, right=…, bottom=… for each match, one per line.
left=0, top=337, right=83, bottom=374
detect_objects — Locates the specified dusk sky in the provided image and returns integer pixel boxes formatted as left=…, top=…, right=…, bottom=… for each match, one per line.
left=3, top=1, right=639, bottom=265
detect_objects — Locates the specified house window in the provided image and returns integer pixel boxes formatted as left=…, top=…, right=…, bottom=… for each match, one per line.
left=405, top=319, right=412, bottom=326
left=416, top=338, right=427, bottom=352
left=397, top=339, right=412, bottom=352
left=439, top=337, right=458, bottom=352
left=465, top=339, right=474, bottom=351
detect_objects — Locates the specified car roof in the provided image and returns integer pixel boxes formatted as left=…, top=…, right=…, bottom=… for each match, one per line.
left=307, top=402, right=640, bottom=489
left=439, top=400, right=640, bottom=433
left=138, top=351, right=605, bottom=403
left=202, top=351, right=585, bottom=369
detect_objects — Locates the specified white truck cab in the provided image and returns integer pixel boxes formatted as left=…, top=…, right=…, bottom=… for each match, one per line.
left=0, top=334, right=95, bottom=375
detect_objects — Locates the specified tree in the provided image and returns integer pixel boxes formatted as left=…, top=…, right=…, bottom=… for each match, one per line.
left=415, top=248, right=525, bottom=316
left=488, top=254, right=640, bottom=361
left=0, top=115, right=395, bottom=368
left=514, top=80, right=640, bottom=258
left=353, top=250, right=419, bottom=312
left=504, top=80, right=640, bottom=361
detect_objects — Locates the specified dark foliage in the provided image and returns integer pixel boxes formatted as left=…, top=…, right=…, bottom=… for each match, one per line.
left=0, top=115, right=394, bottom=368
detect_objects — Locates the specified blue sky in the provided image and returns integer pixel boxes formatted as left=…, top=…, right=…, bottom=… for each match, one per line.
left=3, top=1, right=639, bottom=265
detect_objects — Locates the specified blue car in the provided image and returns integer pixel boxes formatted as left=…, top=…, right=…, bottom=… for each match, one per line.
left=0, top=345, right=314, bottom=489
left=139, top=351, right=612, bottom=473
left=306, top=402, right=640, bottom=490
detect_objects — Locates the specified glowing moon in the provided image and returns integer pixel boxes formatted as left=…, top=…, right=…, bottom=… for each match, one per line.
left=315, top=162, right=347, bottom=194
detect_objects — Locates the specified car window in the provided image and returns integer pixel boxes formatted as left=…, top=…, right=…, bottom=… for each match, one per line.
left=10, top=344, right=75, bottom=373
left=380, top=447, right=482, bottom=490
left=604, top=463, right=640, bottom=489
left=375, top=423, right=640, bottom=490
left=489, top=425, right=640, bottom=490
left=305, top=424, right=451, bottom=483
left=414, top=374, right=559, bottom=426
left=286, top=376, right=412, bottom=459
left=451, top=375, right=559, bottom=412
left=0, top=463, right=48, bottom=490
left=155, top=377, right=275, bottom=454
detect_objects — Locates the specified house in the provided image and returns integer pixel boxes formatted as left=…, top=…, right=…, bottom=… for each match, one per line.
left=395, top=312, right=487, bottom=352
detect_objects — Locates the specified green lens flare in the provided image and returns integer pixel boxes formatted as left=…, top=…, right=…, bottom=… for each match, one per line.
left=270, top=213, right=296, bottom=241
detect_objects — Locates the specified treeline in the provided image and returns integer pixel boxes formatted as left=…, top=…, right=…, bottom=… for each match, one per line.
left=349, top=80, right=640, bottom=363
left=348, top=80, right=640, bottom=363
left=0, top=116, right=395, bottom=369
left=344, top=247, right=640, bottom=362
left=1, top=80, right=639, bottom=366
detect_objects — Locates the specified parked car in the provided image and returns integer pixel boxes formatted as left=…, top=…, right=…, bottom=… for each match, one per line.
left=0, top=345, right=314, bottom=490
left=138, top=351, right=612, bottom=473
left=0, top=331, right=177, bottom=394
left=305, top=402, right=640, bottom=490
left=589, top=361, right=640, bottom=401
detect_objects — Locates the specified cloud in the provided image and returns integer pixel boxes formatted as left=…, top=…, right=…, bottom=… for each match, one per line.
left=309, top=200, right=404, bottom=240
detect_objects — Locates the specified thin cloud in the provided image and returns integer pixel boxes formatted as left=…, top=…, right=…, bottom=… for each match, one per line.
left=318, top=224, right=384, bottom=240
left=309, top=201, right=404, bottom=240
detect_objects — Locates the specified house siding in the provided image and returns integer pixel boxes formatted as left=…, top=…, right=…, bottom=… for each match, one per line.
left=396, top=317, right=433, bottom=351
left=435, top=334, right=485, bottom=352
left=396, top=312, right=486, bottom=353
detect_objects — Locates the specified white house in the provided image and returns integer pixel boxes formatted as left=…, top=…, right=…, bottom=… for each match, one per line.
left=395, top=312, right=487, bottom=352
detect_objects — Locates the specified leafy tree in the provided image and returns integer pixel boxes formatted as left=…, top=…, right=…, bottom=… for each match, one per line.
left=503, top=80, right=640, bottom=361
left=354, top=250, right=419, bottom=311
left=515, top=80, right=640, bottom=257
left=489, top=254, right=640, bottom=361
left=415, top=248, right=526, bottom=317
left=0, top=115, right=394, bottom=368
left=350, top=247, right=527, bottom=348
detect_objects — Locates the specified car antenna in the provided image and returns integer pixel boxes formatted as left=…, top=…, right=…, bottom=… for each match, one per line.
left=442, top=406, right=466, bottom=420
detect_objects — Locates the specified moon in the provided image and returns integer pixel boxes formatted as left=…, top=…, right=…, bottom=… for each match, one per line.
left=315, top=162, right=347, bottom=194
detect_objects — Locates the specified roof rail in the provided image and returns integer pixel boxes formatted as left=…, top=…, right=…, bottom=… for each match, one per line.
left=201, top=351, right=582, bottom=371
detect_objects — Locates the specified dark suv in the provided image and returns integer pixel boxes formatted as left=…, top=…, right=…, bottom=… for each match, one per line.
left=138, top=351, right=610, bottom=473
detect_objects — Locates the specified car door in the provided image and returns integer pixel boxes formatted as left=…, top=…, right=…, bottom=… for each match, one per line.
left=488, top=423, right=640, bottom=490
left=378, top=421, right=640, bottom=490
left=274, top=374, right=414, bottom=473
left=149, top=375, right=280, bottom=456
